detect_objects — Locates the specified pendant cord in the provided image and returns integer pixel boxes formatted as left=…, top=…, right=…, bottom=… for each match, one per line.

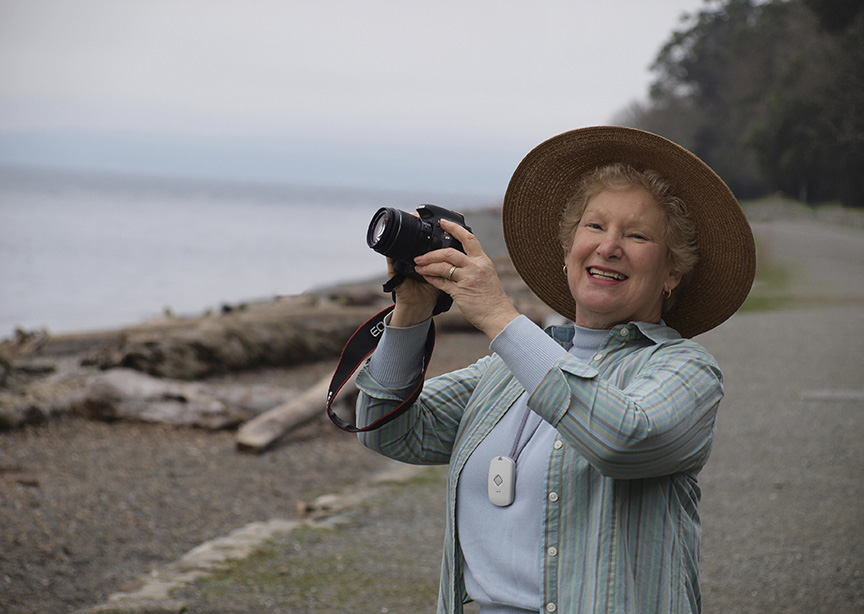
left=508, top=406, right=542, bottom=463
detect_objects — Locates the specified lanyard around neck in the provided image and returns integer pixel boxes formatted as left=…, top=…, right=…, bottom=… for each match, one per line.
left=508, top=405, right=542, bottom=462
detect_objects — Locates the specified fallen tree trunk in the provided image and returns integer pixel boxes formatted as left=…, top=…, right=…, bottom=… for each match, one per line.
left=236, top=372, right=357, bottom=453
left=79, top=369, right=296, bottom=430
left=81, top=302, right=387, bottom=381
left=0, top=376, right=89, bottom=429
left=74, top=255, right=549, bottom=382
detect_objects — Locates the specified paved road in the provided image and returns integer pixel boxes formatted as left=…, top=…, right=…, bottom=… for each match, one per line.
left=697, top=307, right=863, bottom=612
left=694, top=219, right=864, bottom=612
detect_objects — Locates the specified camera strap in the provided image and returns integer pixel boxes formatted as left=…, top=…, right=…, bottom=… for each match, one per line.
left=383, top=272, right=454, bottom=314
left=326, top=303, right=437, bottom=433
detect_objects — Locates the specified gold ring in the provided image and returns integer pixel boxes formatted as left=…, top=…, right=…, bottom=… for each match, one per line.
left=447, top=265, right=457, bottom=281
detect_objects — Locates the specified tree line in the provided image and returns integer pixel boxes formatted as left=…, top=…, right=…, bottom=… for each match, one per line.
left=616, top=0, right=863, bottom=207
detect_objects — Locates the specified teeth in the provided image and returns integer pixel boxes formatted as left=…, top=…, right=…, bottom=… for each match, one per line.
left=588, top=267, right=626, bottom=281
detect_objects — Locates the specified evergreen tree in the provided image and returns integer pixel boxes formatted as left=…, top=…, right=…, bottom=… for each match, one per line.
left=622, top=0, right=864, bottom=206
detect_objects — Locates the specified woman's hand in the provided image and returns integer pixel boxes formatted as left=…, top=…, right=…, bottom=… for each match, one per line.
left=387, top=257, right=441, bottom=328
left=413, top=219, right=520, bottom=339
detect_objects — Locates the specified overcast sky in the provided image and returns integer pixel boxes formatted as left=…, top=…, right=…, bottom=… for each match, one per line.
left=0, top=0, right=709, bottom=196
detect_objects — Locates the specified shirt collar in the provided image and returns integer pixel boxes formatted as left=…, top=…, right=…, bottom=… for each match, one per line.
left=546, top=320, right=682, bottom=349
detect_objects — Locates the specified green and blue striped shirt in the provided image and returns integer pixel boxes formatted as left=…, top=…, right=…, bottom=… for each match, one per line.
left=356, top=315, right=723, bottom=613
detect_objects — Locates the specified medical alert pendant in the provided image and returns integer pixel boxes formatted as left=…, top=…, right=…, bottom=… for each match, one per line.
left=488, top=456, right=515, bottom=507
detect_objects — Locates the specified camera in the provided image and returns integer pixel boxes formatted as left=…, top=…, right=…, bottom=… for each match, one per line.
left=366, top=204, right=472, bottom=282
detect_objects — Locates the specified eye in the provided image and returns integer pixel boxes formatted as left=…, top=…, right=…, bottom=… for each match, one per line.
left=628, top=230, right=654, bottom=241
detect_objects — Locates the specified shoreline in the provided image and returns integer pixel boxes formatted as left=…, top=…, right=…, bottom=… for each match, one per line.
left=1, top=204, right=509, bottom=343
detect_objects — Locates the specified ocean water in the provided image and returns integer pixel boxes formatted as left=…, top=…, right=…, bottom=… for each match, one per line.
left=0, top=167, right=493, bottom=336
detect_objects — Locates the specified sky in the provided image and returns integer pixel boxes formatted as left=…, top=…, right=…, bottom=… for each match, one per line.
left=0, top=0, right=710, bottom=197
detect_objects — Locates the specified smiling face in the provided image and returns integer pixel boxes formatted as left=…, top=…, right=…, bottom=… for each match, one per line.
left=565, top=187, right=682, bottom=329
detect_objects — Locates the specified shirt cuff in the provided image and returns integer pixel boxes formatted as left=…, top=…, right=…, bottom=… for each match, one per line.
left=367, top=315, right=432, bottom=388
left=490, top=315, right=568, bottom=394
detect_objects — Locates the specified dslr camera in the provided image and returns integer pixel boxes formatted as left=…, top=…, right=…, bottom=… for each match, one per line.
left=366, top=204, right=472, bottom=283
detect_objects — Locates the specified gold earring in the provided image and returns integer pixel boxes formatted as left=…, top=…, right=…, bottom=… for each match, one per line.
left=562, top=264, right=568, bottom=274
left=663, top=287, right=672, bottom=299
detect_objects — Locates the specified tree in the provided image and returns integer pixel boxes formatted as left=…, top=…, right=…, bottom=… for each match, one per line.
left=749, top=3, right=864, bottom=205
left=803, top=0, right=864, bottom=33
left=646, top=0, right=807, bottom=198
left=623, top=0, right=864, bottom=206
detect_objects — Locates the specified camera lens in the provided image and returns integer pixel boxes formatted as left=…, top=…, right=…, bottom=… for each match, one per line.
left=367, top=208, right=397, bottom=250
left=370, top=214, right=389, bottom=247
left=366, top=207, right=429, bottom=261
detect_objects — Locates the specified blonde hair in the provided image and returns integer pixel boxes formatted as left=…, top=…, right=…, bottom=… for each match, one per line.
left=558, top=163, right=699, bottom=283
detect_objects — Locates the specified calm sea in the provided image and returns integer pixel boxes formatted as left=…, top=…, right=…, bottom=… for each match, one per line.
left=0, top=167, right=493, bottom=336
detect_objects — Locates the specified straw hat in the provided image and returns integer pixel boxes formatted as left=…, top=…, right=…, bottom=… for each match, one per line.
left=502, top=126, right=756, bottom=338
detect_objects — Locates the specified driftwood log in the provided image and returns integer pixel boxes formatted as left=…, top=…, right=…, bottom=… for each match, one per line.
left=236, top=372, right=357, bottom=453
left=0, top=375, right=89, bottom=429
left=75, top=255, right=546, bottom=382
left=80, top=301, right=388, bottom=381
left=80, top=369, right=295, bottom=430
left=0, top=329, right=50, bottom=386
left=0, top=367, right=300, bottom=431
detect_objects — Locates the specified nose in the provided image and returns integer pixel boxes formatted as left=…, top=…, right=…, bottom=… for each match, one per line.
left=595, top=233, right=623, bottom=259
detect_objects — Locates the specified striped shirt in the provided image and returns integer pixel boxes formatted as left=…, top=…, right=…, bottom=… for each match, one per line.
left=356, top=316, right=723, bottom=614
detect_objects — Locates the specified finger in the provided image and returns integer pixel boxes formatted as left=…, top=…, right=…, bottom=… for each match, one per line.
left=419, top=270, right=448, bottom=292
left=414, top=260, right=455, bottom=281
left=440, top=219, right=484, bottom=257
left=443, top=263, right=458, bottom=282
left=414, top=247, right=466, bottom=267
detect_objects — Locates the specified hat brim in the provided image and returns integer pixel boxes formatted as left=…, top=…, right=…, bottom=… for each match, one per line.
left=502, top=126, right=756, bottom=338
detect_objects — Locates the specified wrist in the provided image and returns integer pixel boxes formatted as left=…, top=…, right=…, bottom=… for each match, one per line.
left=390, top=302, right=435, bottom=328
left=479, top=306, right=521, bottom=340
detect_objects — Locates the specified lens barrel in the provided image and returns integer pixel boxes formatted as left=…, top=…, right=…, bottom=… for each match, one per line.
left=366, top=207, right=431, bottom=261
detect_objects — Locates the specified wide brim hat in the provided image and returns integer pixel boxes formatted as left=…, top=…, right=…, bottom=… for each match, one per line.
left=502, top=126, right=756, bottom=338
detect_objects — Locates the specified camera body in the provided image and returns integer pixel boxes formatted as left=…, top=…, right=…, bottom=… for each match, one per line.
left=366, top=204, right=471, bottom=282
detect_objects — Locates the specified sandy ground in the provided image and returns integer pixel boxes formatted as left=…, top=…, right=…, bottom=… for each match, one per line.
left=2, top=211, right=863, bottom=614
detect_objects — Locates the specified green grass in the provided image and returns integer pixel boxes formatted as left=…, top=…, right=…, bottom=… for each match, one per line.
left=739, top=251, right=793, bottom=313
left=196, top=525, right=439, bottom=612
left=181, top=467, right=449, bottom=613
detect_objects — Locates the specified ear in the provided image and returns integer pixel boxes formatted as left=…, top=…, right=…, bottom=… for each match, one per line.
left=665, top=268, right=683, bottom=294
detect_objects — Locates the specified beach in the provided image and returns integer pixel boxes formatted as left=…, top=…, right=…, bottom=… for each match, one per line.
left=1, top=203, right=863, bottom=613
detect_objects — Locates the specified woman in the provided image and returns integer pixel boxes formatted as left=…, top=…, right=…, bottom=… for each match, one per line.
left=354, top=127, right=756, bottom=614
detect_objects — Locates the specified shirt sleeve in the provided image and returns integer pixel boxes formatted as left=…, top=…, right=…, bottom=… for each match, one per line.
left=366, top=314, right=431, bottom=389
left=528, top=339, right=724, bottom=478
left=356, top=311, right=491, bottom=465
left=356, top=352, right=497, bottom=466
left=490, top=315, right=569, bottom=394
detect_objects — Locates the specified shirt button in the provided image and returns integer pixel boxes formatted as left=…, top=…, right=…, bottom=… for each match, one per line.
left=546, top=603, right=557, bottom=613
left=548, top=492, right=559, bottom=502
left=553, top=440, right=563, bottom=450
left=592, top=353, right=603, bottom=362
left=547, top=546, right=558, bottom=557
left=619, top=327, right=629, bottom=337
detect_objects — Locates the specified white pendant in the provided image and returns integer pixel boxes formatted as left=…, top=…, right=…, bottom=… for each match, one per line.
left=488, top=456, right=515, bottom=507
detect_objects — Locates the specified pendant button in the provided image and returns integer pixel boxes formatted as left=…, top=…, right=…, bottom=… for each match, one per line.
left=488, top=456, right=516, bottom=507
